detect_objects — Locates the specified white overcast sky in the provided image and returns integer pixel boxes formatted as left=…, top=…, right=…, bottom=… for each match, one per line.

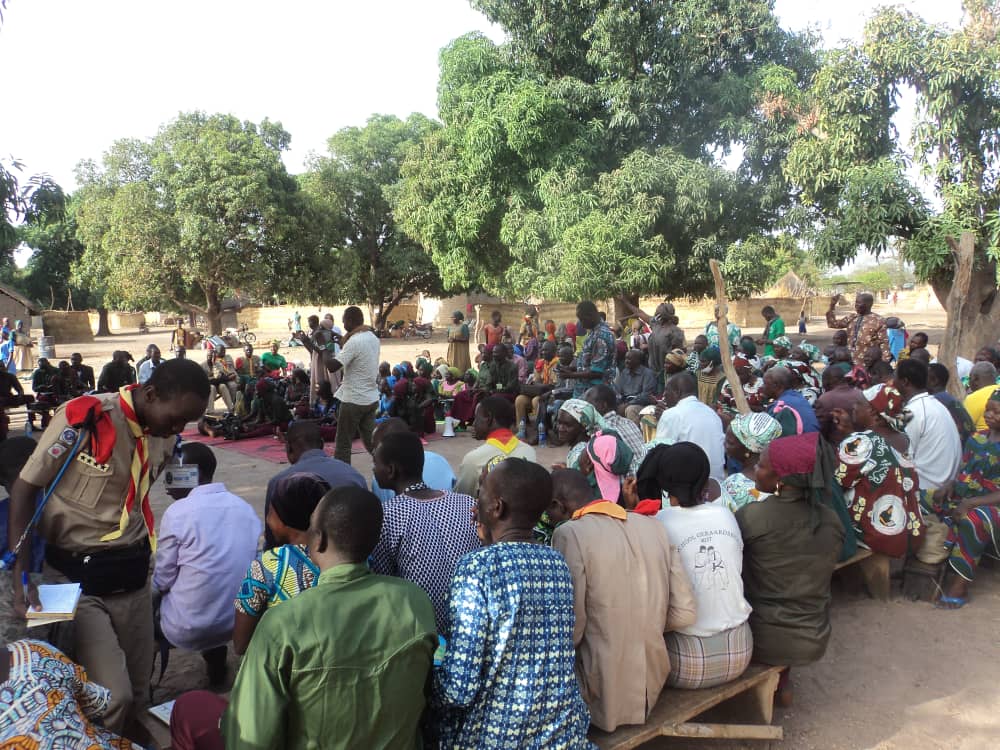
left=0, top=0, right=966, bottom=192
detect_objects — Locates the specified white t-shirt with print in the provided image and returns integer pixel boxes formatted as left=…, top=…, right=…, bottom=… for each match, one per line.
left=657, top=502, right=752, bottom=637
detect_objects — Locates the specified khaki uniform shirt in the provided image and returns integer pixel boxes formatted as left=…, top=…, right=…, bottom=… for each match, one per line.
left=20, top=393, right=175, bottom=552
left=552, top=512, right=696, bottom=732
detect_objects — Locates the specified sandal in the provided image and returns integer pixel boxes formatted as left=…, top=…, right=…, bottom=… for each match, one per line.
left=934, top=595, right=968, bottom=610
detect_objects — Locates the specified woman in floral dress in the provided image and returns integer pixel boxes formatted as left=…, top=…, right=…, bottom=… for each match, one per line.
left=1, top=639, right=139, bottom=749
left=834, top=384, right=923, bottom=558
left=937, top=392, right=1000, bottom=609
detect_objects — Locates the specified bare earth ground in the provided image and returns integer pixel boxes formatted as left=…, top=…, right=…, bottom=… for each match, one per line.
left=12, top=303, right=1000, bottom=749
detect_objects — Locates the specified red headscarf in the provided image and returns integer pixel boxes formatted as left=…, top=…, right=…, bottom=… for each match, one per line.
left=768, top=432, right=819, bottom=479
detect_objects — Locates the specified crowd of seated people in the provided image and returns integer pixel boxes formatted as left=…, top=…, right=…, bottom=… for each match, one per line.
left=8, top=295, right=1000, bottom=750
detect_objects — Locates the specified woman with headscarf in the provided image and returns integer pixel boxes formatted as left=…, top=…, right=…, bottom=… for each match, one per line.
left=625, top=442, right=754, bottom=689
left=577, top=432, right=633, bottom=503
left=447, top=310, right=472, bottom=374
left=936, top=391, right=1000, bottom=609
left=736, top=432, right=847, bottom=705
left=439, top=366, right=465, bottom=398
left=723, top=413, right=783, bottom=511
left=12, top=320, right=32, bottom=373
left=565, top=321, right=578, bottom=352
left=717, top=352, right=765, bottom=416
left=739, top=337, right=762, bottom=371
left=556, top=399, right=607, bottom=469
left=696, top=346, right=727, bottom=407
left=834, top=384, right=923, bottom=558
left=390, top=367, right=435, bottom=436
left=233, top=473, right=331, bottom=654
left=519, top=306, right=540, bottom=362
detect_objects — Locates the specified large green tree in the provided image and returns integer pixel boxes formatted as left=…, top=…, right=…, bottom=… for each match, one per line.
left=393, top=1, right=817, bottom=311
left=301, top=114, right=447, bottom=328
left=1, top=159, right=64, bottom=274
left=74, top=113, right=307, bottom=333
left=778, top=1, right=1000, bottom=354
left=17, top=193, right=94, bottom=310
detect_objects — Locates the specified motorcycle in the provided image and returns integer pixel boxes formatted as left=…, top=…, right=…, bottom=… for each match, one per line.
left=404, top=320, right=433, bottom=340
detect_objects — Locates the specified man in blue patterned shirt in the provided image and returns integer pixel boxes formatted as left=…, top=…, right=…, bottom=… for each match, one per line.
left=561, top=301, right=616, bottom=399
left=432, top=458, right=594, bottom=749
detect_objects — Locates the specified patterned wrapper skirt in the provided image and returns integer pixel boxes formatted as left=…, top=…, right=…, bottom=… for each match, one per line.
left=665, top=620, right=753, bottom=690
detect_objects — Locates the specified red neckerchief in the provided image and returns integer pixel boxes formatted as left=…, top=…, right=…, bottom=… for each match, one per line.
left=632, top=498, right=663, bottom=516
left=64, top=395, right=115, bottom=464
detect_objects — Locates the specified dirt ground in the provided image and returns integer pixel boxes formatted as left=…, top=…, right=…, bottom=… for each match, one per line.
left=13, top=302, right=1000, bottom=749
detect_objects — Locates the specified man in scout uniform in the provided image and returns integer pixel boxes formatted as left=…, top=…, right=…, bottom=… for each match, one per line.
left=8, top=358, right=210, bottom=735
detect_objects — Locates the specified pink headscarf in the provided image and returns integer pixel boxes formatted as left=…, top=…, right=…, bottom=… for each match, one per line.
left=586, top=433, right=624, bottom=504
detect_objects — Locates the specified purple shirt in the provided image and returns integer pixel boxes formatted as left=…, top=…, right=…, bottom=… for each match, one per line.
left=153, top=483, right=262, bottom=651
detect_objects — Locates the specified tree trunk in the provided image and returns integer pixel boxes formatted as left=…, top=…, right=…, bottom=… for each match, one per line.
left=613, top=293, right=640, bottom=325
left=938, top=232, right=1000, bottom=399
left=380, top=290, right=411, bottom=333
left=205, top=285, right=223, bottom=335
left=95, top=307, right=112, bottom=337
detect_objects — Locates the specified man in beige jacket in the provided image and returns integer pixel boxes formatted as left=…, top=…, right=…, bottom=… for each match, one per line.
left=550, top=469, right=697, bottom=733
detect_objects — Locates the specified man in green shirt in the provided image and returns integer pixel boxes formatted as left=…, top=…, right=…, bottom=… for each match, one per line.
left=169, top=486, right=438, bottom=750
left=756, top=305, right=786, bottom=358
left=478, top=343, right=520, bottom=395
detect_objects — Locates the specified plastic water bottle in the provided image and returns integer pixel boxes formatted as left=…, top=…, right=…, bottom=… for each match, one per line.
left=538, top=422, right=547, bottom=447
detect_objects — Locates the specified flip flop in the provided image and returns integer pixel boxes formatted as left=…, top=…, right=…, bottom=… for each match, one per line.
left=934, top=595, right=968, bottom=610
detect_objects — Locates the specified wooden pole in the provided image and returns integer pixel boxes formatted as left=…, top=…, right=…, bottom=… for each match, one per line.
left=709, top=260, right=751, bottom=415
left=940, top=231, right=976, bottom=401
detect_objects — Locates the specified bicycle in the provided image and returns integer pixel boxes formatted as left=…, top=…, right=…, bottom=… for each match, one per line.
left=236, top=323, right=256, bottom=346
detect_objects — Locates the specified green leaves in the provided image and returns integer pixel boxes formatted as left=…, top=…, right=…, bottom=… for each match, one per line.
left=300, top=114, right=447, bottom=326
left=783, top=4, right=1000, bottom=296
left=395, top=0, right=816, bottom=302
left=73, top=112, right=306, bottom=326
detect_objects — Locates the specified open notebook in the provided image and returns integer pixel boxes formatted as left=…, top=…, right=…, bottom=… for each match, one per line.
left=26, top=583, right=82, bottom=628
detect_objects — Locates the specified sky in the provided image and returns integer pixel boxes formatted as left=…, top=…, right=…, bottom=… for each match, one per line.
left=0, top=0, right=966, bottom=193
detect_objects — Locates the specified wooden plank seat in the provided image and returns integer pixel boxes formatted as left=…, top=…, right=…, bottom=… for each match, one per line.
left=833, top=548, right=891, bottom=600
left=589, top=664, right=785, bottom=750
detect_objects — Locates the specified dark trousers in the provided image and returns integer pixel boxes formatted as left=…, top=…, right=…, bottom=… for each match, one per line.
left=333, top=401, right=376, bottom=464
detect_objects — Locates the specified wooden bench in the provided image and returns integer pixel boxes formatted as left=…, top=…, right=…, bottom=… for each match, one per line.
left=833, top=548, right=891, bottom=600
left=589, top=664, right=784, bottom=749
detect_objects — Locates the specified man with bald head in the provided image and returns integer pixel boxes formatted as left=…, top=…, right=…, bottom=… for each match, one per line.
left=826, top=292, right=891, bottom=368
left=263, top=421, right=365, bottom=547
left=965, top=361, right=999, bottom=431
left=654, top=372, right=725, bottom=481
left=763, top=366, right=819, bottom=436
